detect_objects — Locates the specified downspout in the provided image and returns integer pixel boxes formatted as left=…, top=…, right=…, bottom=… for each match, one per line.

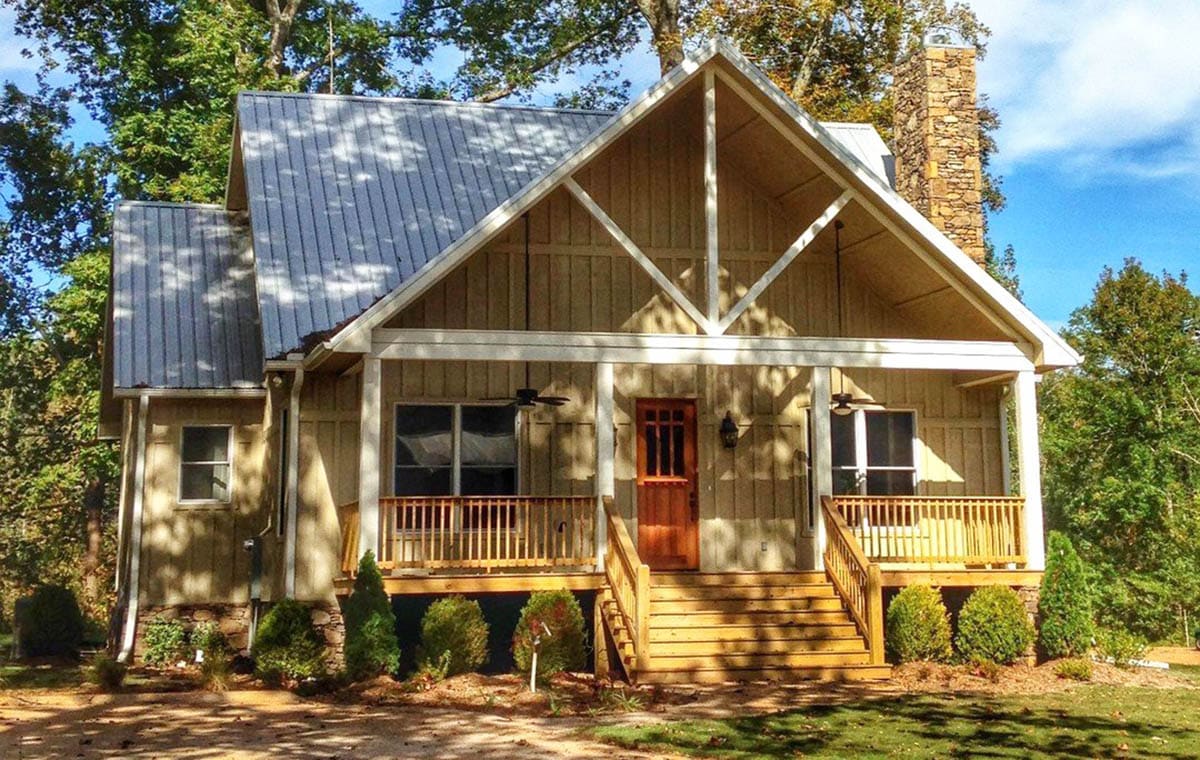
left=113, top=399, right=133, bottom=593
left=284, top=368, right=304, bottom=597
left=117, top=394, right=150, bottom=663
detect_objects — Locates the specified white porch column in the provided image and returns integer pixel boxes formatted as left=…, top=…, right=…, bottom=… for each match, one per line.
left=358, top=356, right=382, bottom=565
left=810, top=366, right=833, bottom=571
left=1013, top=370, right=1046, bottom=570
left=284, top=369, right=303, bottom=597
left=594, top=362, right=615, bottom=570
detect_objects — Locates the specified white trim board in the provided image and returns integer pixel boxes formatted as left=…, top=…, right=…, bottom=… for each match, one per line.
left=370, top=329, right=1035, bottom=372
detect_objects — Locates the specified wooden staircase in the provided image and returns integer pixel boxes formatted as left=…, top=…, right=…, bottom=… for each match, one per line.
left=598, top=571, right=890, bottom=684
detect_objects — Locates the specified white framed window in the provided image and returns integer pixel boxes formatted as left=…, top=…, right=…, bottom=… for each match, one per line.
left=179, top=425, right=233, bottom=504
left=393, top=403, right=519, bottom=497
left=832, top=409, right=917, bottom=496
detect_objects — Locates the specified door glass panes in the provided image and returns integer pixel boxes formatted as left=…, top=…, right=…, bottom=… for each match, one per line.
left=641, top=404, right=688, bottom=480
left=866, top=412, right=915, bottom=468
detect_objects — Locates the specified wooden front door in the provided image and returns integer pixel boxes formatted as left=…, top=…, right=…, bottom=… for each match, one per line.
left=636, top=399, right=699, bottom=570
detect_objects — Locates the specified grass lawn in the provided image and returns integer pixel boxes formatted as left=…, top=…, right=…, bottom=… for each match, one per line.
left=593, top=686, right=1200, bottom=759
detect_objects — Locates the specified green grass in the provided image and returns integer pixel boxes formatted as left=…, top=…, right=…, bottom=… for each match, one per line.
left=0, top=661, right=86, bottom=690
left=594, top=687, right=1200, bottom=759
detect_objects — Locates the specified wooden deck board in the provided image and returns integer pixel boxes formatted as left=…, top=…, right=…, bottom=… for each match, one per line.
left=880, top=569, right=1043, bottom=587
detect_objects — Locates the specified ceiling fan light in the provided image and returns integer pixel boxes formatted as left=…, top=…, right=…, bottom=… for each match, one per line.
left=832, top=394, right=855, bottom=416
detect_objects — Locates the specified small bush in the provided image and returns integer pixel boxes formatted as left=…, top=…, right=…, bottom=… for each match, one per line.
left=1038, top=532, right=1093, bottom=659
left=1096, top=628, right=1148, bottom=669
left=200, top=653, right=233, bottom=692
left=342, top=552, right=400, bottom=681
left=512, top=590, right=586, bottom=679
left=885, top=585, right=953, bottom=663
left=955, top=586, right=1034, bottom=666
left=190, top=621, right=229, bottom=661
left=418, top=595, right=489, bottom=677
left=89, top=654, right=127, bottom=692
left=974, top=659, right=1003, bottom=683
left=143, top=617, right=188, bottom=666
left=1054, top=657, right=1093, bottom=681
left=15, top=585, right=84, bottom=658
left=252, top=599, right=326, bottom=683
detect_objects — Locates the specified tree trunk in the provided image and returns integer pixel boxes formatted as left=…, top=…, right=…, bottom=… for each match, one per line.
left=263, top=0, right=302, bottom=78
left=82, top=477, right=105, bottom=612
left=635, top=0, right=684, bottom=73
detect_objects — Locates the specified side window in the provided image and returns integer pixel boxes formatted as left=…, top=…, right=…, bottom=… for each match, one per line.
left=827, top=410, right=917, bottom=496
left=180, top=426, right=233, bottom=502
left=459, top=405, right=518, bottom=496
left=394, top=405, right=453, bottom=496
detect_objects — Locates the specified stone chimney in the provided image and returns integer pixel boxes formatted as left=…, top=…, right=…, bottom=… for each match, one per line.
left=893, top=39, right=986, bottom=264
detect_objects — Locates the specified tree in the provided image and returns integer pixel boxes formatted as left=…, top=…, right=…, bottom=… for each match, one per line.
left=1041, top=260, right=1200, bottom=639
left=1038, top=531, right=1093, bottom=659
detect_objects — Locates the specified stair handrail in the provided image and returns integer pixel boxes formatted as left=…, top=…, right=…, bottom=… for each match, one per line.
left=602, top=496, right=651, bottom=673
left=821, top=496, right=885, bottom=666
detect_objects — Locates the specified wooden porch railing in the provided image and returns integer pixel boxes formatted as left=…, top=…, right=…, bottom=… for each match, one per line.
left=830, top=495, right=1026, bottom=567
left=340, top=496, right=596, bottom=573
left=821, top=497, right=884, bottom=666
left=602, top=496, right=651, bottom=674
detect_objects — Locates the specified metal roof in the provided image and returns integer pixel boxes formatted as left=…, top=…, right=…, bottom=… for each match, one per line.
left=111, top=202, right=264, bottom=389
left=822, top=122, right=896, bottom=187
left=237, top=93, right=613, bottom=359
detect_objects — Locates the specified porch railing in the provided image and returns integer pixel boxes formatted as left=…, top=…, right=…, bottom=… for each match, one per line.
left=830, top=495, right=1026, bottom=567
left=820, top=497, right=884, bottom=665
left=602, top=496, right=651, bottom=674
left=341, top=495, right=595, bottom=573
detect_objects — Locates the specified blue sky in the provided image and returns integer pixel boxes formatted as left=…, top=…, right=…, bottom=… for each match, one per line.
left=3, top=0, right=1197, bottom=327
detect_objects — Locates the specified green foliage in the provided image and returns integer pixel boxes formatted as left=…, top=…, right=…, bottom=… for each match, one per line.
left=512, top=590, right=586, bottom=679
left=342, top=551, right=400, bottom=681
left=418, top=595, right=489, bottom=677
left=200, top=652, right=233, bottom=692
left=1096, top=629, right=1148, bottom=669
left=190, top=620, right=229, bottom=660
left=252, top=599, right=326, bottom=683
left=955, top=586, right=1034, bottom=666
left=143, top=617, right=188, bottom=666
left=1041, top=261, right=1200, bottom=640
left=15, top=585, right=84, bottom=658
left=1038, top=532, right=1093, bottom=659
left=1053, top=657, right=1093, bottom=682
left=885, top=585, right=953, bottom=664
left=89, top=653, right=127, bottom=691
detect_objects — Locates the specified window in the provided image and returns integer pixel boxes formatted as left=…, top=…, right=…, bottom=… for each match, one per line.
left=394, top=404, right=517, bottom=497
left=832, top=410, right=917, bottom=496
left=180, top=426, right=233, bottom=503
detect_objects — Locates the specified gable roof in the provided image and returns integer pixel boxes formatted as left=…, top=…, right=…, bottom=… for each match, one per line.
left=317, top=40, right=1078, bottom=370
left=111, top=202, right=263, bottom=390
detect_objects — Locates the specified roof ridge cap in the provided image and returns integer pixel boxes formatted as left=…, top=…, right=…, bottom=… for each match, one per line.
left=236, top=90, right=616, bottom=117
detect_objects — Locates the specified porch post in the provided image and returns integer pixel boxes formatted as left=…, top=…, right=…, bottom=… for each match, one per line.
left=1013, top=370, right=1045, bottom=570
left=358, top=356, right=382, bottom=566
left=284, top=369, right=303, bottom=596
left=594, top=362, right=615, bottom=570
left=810, top=366, right=832, bottom=571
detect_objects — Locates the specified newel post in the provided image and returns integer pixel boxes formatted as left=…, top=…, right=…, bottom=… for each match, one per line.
left=1013, top=371, right=1045, bottom=570
left=867, top=563, right=885, bottom=665
left=358, top=356, right=382, bottom=565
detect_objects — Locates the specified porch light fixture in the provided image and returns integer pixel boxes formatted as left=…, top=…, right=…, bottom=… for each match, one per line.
left=719, top=411, right=739, bottom=449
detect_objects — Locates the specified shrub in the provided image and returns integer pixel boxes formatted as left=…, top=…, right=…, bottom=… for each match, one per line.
left=190, top=621, right=229, bottom=661
left=955, top=586, right=1034, bottom=666
left=200, top=653, right=233, bottom=692
left=1038, top=532, right=1093, bottom=659
left=89, top=654, right=127, bottom=692
left=1054, top=657, right=1093, bottom=681
left=14, top=585, right=84, bottom=658
left=342, top=551, right=400, bottom=681
left=252, top=599, right=326, bottom=683
left=1097, top=628, right=1148, bottom=669
left=143, top=617, right=188, bottom=666
left=418, top=595, right=489, bottom=678
left=512, top=590, right=586, bottom=679
left=885, top=585, right=953, bottom=664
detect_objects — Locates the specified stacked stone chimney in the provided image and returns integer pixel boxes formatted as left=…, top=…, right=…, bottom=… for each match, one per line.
left=893, top=41, right=986, bottom=264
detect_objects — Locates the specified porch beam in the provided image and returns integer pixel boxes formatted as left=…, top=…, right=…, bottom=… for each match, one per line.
left=370, top=328, right=1035, bottom=373
left=357, top=357, right=382, bottom=567
left=717, top=190, right=853, bottom=333
left=810, top=367, right=832, bottom=571
left=594, top=362, right=614, bottom=570
left=563, top=177, right=716, bottom=335
left=704, top=69, right=720, bottom=324
left=1013, top=371, right=1045, bottom=570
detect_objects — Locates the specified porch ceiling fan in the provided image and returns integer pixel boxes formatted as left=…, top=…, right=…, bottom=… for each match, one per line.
left=480, top=214, right=572, bottom=411
left=831, top=219, right=885, bottom=416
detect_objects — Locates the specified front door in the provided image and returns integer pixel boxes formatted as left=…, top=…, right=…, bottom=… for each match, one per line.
left=636, top=398, right=699, bottom=570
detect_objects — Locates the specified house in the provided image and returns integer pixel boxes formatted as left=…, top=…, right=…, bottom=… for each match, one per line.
left=101, top=39, right=1079, bottom=683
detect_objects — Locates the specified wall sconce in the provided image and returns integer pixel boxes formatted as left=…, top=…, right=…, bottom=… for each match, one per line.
left=719, top=411, right=739, bottom=449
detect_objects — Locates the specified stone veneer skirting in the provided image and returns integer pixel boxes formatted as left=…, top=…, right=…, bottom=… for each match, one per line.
left=135, top=602, right=345, bottom=666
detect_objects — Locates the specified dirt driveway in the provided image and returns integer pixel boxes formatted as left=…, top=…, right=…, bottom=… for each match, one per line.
left=0, top=690, right=672, bottom=760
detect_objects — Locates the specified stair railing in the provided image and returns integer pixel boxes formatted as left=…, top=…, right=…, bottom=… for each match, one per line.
left=821, top=496, right=885, bottom=665
left=602, top=496, right=651, bottom=673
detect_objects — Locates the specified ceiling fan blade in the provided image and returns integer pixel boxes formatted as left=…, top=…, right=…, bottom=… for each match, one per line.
left=535, top=396, right=569, bottom=407
left=479, top=396, right=516, bottom=402
left=851, top=398, right=887, bottom=407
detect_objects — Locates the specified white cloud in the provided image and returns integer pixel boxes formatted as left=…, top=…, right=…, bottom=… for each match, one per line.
left=0, top=8, right=39, bottom=74
left=969, top=0, right=1200, bottom=180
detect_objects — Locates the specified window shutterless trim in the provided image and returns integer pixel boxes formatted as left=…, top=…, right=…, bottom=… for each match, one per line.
left=177, top=424, right=234, bottom=506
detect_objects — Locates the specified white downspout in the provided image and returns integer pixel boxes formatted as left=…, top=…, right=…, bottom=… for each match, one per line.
left=113, top=399, right=133, bottom=592
left=117, top=394, right=150, bottom=663
left=284, top=368, right=304, bottom=597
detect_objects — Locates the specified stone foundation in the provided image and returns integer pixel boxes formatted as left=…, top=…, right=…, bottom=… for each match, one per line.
left=135, top=601, right=345, bottom=667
